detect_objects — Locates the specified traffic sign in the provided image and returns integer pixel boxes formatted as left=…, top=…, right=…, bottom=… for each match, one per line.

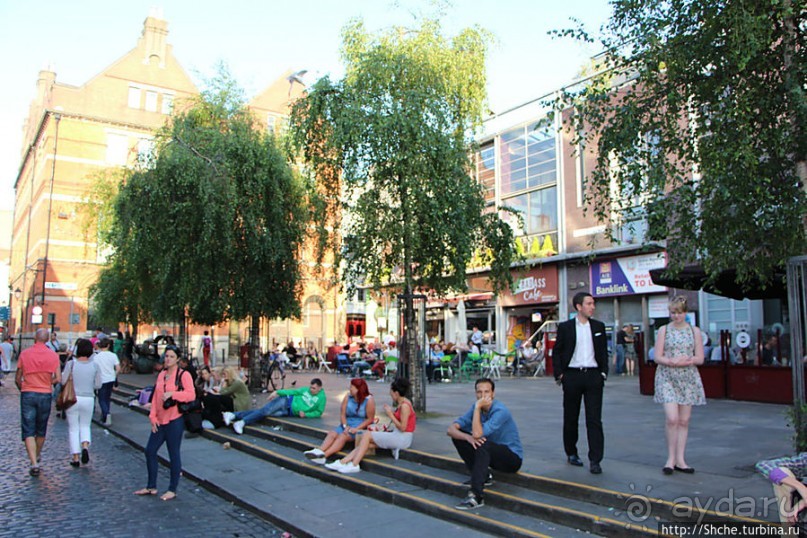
left=33, top=306, right=43, bottom=315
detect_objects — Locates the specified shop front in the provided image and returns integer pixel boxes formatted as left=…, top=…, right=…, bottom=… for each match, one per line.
left=590, top=252, right=668, bottom=360
left=499, top=265, right=559, bottom=353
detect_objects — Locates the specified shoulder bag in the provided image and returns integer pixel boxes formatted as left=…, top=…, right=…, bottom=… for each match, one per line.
left=56, top=361, right=78, bottom=411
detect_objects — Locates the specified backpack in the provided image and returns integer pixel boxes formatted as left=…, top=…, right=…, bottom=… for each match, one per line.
left=138, top=386, right=154, bottom=406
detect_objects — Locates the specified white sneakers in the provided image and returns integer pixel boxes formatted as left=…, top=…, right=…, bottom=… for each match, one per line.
left=222, top=412, right=236, bottom=426
left=324, top=459, right=361, bottom=473
left=338, top=462, right=361, bottom=474
left=304, top=448, right=326, bottom=464
left=201, top=420, right=215, bottom=430
left=233, top=420, right=245, bottom=435
left=325, top=460, right=346, bottom=471
left=104, top=415, right=112, bottom=426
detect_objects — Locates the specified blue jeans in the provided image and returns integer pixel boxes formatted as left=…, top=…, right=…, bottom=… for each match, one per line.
left=20, top=392, right=53, bottom=440
left=615, top=345, right=625, bottom=375
left=351, top=361, right=370, bottom=377
left=145, top=417, right=184, bottom=492
left=98, top=381, right=115, bottom=421
left=234, top=396, right=290, bottom=426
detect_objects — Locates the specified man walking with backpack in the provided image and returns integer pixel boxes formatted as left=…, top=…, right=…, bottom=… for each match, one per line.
left=199, top=331, right=213, bottom=367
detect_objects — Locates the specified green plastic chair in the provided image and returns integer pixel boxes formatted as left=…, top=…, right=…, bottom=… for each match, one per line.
left=436, top=354, right=454, bottom=382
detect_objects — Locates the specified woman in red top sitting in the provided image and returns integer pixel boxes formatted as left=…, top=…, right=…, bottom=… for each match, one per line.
left=325, top=377, right=416, bottom=474
left=134, top=345, right=195, bottom=500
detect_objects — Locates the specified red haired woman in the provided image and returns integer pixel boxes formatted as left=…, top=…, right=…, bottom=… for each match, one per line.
left=303, top=378, right=375, bottom=464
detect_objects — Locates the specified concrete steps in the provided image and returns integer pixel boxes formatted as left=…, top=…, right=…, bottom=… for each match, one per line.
left=110, top=381, right=773, bottom=537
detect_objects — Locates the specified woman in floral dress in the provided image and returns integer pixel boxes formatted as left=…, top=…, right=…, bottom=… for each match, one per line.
left=653, top=296, right=705, bottom=475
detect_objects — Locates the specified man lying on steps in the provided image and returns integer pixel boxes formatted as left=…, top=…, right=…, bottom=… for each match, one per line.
left=223, top=378, right=326, bottom=434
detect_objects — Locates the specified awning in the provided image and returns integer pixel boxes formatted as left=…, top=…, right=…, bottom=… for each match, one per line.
left=446, top=292, right=495, bottom=305
left=649, top=265, right=787, bottom=300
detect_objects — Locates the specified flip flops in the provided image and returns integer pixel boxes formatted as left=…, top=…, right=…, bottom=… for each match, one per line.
left=160, top=491, right=177, bottom=501
left=133, top=488, right=158, bottom=496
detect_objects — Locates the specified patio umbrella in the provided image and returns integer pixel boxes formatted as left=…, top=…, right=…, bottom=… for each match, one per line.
left=456, top=300, right=467, bottom=343
left=649, top=265, right=787, bottom=300
left=456, top=300, right=468, bottom=381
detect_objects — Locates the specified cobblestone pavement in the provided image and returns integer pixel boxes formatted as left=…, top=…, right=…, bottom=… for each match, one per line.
left=0, top=380, right=286, bottom=538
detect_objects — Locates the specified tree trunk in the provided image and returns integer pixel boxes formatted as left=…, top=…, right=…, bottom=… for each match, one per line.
left=403, top=289, right=425, bottom=413
left=248, top=315, right=262, bottom=389
left=178, top=310, right=187, bottom=356
left=401, top=186, right=425, bottom=412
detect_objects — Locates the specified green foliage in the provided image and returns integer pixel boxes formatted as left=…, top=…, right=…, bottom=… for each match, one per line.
left=94, top=67, right=307, bottom=330
left=78, top=168, right=127, bottom=248
left=552, top=0, right=806, bottom=287
left=787, top=403, right=807, bottom=452
left=288, top=17, right=516, bottom=297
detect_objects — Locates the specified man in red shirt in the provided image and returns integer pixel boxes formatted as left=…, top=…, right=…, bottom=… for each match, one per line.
left=15, top=328, right=61, bottom=477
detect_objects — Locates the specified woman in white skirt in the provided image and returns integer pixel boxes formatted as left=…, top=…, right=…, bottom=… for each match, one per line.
left=325, top=377, right=416, bottom=474
left=64, top=338, right=101, bottom=467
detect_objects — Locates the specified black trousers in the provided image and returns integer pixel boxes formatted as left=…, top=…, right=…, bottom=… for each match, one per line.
left=562, top=369, right=604, bottom=464
left=452, top=437, right=522, bottom=498
left=202, top=394, right=234, bottom=428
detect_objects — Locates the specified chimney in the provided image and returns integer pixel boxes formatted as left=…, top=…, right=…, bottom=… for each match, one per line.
left=36, top=67, right=57, bottom=106
left=140, top=8, right=168, bottom=67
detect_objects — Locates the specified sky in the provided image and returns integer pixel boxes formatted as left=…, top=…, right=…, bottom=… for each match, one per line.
left=0, top=0, right=613, bottom=211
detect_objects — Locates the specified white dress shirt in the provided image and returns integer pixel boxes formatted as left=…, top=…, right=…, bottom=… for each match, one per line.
left=568, top=317, right=597, bottom=368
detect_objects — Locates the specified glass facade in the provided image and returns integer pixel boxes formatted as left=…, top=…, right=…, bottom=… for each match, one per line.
left=475, top=141, right=496, bottom=205
left=500, top=122, right=556, bottom=195
left=473, top=119, right=559, bottom=257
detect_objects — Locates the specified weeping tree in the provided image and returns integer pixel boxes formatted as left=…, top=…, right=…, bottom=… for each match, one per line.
left=96, top=69, right=307, bottom=385
left=289, top=19, right=517, bottom=412
left=82, top=169, right=152, bottom=339
left=550, top=0, right=806, bottom=288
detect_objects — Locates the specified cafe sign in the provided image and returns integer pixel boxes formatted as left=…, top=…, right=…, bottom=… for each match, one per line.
left=501, top=266, right=559, bottom=307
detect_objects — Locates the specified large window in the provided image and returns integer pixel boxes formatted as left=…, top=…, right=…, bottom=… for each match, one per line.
left=161, top=94, right=174, bottom=115
left=502, top=187, right=557, bottom=236
left=106, top=133, right=128, bottom=165
left=500, top=122, right=556, bottom=195
left=128, top=87, right=141, bottom=109
left=145, top=91, right=158, bottom=112
left=475, top=141, right=495, bottom=204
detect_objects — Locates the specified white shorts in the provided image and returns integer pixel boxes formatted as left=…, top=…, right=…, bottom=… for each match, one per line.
left=368, top=430, right=413, bottom=450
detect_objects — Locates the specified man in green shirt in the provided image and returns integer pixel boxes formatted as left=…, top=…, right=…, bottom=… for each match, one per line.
left=223, top=379, right=326, bottom=434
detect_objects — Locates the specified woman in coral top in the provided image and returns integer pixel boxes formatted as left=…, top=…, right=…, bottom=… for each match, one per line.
left=134, top=345, right=195, bottom=500
left=325, top=377, right=416, bottom=474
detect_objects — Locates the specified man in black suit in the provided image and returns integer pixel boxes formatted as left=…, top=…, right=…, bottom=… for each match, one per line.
left=552, top=292, right=609, bottom=474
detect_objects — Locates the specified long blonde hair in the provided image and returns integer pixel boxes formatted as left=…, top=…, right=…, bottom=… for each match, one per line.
left=220, top=366, right=239, bottom=385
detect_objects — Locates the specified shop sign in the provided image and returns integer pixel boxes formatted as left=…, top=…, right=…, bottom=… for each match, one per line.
left=648, top=295, right=670, bottom=317
left=45, top=282, right=78, bottom=291
left=591, top=253, right=667, bottom=297
left=501, top=266, right=558, bottom=307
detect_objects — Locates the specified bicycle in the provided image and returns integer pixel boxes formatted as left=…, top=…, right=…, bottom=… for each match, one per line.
left=260, top=352, right=286, bottom=392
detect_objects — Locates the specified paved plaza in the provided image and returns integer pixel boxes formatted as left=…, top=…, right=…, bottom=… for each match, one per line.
left=1, top=363, right=796, bottom=536
left=0, top=374, right=284, bottom=538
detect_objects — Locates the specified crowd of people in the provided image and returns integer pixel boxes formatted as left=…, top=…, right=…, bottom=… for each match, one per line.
left=8, top=308, right=807, bottom=524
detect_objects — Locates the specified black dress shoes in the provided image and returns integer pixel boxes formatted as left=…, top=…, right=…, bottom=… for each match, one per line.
left=590, top=462, right=603, bottom=474
left=567, top=455, right=584, bottom=467
left=663, top=466, right=674, bottom=475
left=674, top=465, right=695, bottom=474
